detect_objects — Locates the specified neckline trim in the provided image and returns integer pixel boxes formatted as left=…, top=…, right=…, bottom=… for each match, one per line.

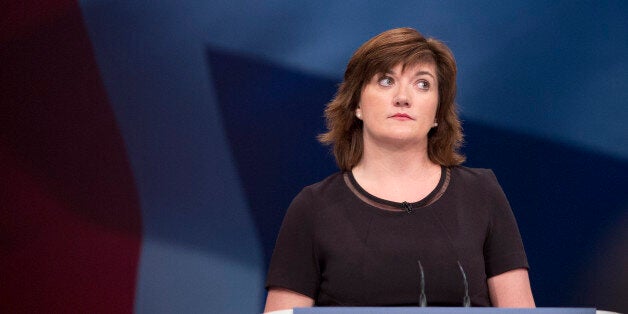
left=344, top=166, right=450, bottom=212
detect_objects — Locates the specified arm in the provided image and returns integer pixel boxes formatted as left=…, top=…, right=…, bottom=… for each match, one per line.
left=487, top=268, right=535, bottom=307
left=264, top=287, right=315, bottom=313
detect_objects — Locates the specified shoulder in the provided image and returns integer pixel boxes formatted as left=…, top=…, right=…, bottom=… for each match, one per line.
left=282, top=172, right=346, bottom=228
left=288, top=172, right=345, bottom=210
left=301, top=171, right=346, bottom=198
left=451, top=166, right=499, bottom=185
left=449, top=166, right=505, bottom=198
left=451, top=165, right=496, bottom=179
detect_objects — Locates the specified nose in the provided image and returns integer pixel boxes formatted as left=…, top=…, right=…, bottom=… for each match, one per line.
left=394, top=96, right=410, bottom=107
left=393, top=86, right=411, bottom=107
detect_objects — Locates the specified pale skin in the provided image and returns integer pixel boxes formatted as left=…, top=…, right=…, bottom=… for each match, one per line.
left=352, top=62, right=443, bottom=201
left=264, top=62, right=535, bottom=312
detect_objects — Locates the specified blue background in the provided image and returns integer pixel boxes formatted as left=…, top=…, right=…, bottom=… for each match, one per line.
left=76, top=1, right=627, bottom=312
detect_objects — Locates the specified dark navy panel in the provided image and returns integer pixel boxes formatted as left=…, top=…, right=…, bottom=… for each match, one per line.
left=464, top=124, right=628, bottom=308
left=208, top=48, right=338, bottom=264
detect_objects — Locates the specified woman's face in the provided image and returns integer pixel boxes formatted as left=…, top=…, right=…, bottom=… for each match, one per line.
left=357, top=62, right=439, bottom=148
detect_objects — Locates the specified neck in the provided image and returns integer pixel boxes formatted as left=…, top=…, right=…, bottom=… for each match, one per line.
left=355, top=138, right=436, bottom=179
left=350, top=136, right=443, bottom=203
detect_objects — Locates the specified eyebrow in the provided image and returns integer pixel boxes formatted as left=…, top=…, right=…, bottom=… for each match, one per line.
left=385, top=69, right=436, bottom=79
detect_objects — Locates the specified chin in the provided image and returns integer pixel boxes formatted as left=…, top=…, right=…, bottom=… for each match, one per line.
left=381, top=135, right=424, bottom=146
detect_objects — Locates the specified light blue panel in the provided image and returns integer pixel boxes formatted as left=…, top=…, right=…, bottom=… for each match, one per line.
left=137, top=240, right=263, bottom=313
left=78, top=1, right=265, bottom=312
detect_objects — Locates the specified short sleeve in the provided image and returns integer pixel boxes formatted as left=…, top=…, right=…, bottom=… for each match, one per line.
left=265, top=187, right=320, bottom=299
left=483, top=170, right=529, bottom=278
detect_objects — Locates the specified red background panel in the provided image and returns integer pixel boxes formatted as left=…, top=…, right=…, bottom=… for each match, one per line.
left=1, top=1, right=142, bottom=313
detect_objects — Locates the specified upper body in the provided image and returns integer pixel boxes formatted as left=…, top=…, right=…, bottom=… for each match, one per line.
left=264, top=27, right=534, bottom=312
left=266, top=166, right=529, bottom=307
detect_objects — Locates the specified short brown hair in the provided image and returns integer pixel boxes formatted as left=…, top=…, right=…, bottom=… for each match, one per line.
left=318, top=27, right=465, bottom=170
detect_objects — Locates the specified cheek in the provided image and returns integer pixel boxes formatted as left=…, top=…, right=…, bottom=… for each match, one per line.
left=358, top=90, right=380, bottom=112
left=428, top=96, right=439, bottom=116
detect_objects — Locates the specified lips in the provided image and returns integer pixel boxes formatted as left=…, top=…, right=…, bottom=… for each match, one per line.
left=390, top=113, right=413, bottom=120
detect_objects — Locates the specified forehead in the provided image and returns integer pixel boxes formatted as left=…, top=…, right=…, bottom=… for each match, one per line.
left=388, top=62, right=436, bottom=75
left=367, top=62, right=436, bottom=81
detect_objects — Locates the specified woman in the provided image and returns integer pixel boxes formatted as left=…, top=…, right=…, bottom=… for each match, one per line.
left=264, top=28, right=535, bottom=312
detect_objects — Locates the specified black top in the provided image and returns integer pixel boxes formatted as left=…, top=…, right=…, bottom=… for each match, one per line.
left=266, top=166, right=529, bottom=307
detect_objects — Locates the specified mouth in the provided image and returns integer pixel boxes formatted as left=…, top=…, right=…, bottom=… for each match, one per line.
left=389, top=113, right=414, bottom=120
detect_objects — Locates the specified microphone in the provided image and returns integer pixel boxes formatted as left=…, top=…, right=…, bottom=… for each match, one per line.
left=425, top=205, right=472, bottom=307
left=401, top=201, right=414, bottom=213
left=417, top=260, right=427, bottom=307
left=457, top=261, right=471, bottom=307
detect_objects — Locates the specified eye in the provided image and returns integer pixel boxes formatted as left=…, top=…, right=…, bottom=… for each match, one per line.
left=416, top=80, right=430, bottom=90
left=378, top=76, right=394, bottom=87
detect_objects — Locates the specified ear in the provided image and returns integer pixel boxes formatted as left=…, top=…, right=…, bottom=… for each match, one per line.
left=355, top=108, right=362, bottom=119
